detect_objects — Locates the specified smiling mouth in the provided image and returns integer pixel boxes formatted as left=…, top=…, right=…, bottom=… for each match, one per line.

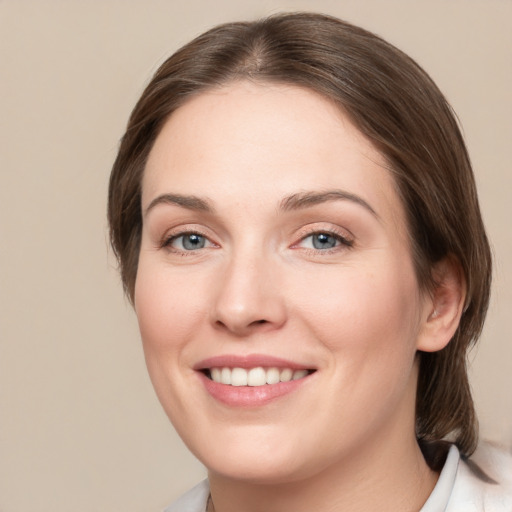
left=203, top=367, right=316, bottom=387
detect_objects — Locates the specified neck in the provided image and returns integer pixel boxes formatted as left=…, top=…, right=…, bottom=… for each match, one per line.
left=208, top=434, right=437, bottom=512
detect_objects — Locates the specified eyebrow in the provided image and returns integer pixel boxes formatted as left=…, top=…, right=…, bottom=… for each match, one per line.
left=144, top=189, right=378, bottom=218
left=280, top=190, right=378, bottom=218
left=144, top=193, right=215, bottom=217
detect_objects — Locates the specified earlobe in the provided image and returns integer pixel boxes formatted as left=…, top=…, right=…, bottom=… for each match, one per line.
left=417, top=256, right=467, bottom=353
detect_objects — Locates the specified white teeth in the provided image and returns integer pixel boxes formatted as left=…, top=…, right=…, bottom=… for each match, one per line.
left=280, top=368, right=293, bottom=382
left=292, top=369, right=308, bottom=380
left=208, top=366, right=311, bottom=386
left=266, top=367, right=280, bottom=385
left=211, top=368, right=221, bottom=382
left=248, top=367, right=266, bottom=386
left=221, top=367, right=231, bottom=385
left=231, top=368, right=248, bottom=386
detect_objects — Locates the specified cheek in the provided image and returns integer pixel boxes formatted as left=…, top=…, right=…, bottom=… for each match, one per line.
left=134, top=261, right=205, bottom=359
left=133, top=261, right=209, bottom=422
left=292, top=262, right=422, bottom=362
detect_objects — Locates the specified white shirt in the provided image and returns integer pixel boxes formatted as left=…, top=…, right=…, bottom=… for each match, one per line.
left=164, top=444, right=512, bottom=512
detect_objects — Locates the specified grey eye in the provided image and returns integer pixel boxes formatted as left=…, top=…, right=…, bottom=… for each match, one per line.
left=181, top=233, right=206, bottom=250
left=311, top=233, right=338, bottom=249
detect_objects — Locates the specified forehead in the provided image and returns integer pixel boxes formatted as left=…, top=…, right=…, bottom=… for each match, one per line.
left=142, top=81, right=404, bottom=229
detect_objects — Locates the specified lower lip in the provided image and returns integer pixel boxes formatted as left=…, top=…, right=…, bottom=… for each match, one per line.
left=198, top=372, right=312, bottom=407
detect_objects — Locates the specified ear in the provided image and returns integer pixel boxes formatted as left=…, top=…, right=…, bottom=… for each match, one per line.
left=416, top=256, right=467, bottom=353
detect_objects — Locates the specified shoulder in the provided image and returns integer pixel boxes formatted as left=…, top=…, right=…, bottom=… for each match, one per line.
left=447, top=442, right=512, bottom=511
left=163, top=480, right=210, bottom=512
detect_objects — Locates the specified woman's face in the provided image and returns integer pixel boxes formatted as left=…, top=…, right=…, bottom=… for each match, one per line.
left=135, top=82, right=432, bottom=483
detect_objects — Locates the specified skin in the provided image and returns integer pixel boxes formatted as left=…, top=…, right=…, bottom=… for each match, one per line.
left=135, top=81, right=464, bottom=512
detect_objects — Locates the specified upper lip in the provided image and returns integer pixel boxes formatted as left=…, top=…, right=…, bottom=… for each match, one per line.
left=194, top=354, right=315, bottom=371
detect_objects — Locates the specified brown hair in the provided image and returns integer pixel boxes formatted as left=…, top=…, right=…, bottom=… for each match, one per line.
left=108, top=12, right=492, bottom=458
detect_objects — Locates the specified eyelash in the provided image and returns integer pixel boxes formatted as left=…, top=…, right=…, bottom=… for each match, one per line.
left=161, top=229, right=214, bottom=254
left=161, top=227, right=353, bottom=256
left=293, top=228, right=354, bottom=254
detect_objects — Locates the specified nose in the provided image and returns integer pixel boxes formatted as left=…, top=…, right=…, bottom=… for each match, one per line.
left=210, top=249, right=287, bottom=337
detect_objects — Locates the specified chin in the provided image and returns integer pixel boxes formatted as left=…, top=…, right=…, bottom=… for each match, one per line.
left=205, top=453, right=309, bottom=485
left=186, top=426, right=328, bottom=485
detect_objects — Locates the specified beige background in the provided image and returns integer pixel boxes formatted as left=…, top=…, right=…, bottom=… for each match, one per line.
left=1, top=1, right=510, bottom=510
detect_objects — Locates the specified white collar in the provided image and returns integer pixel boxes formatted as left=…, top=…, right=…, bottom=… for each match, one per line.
left=420, top=444, right=460, bottom=512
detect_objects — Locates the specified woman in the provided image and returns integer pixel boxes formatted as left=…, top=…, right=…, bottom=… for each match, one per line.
left=108, top=13, right=511, bottom=512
